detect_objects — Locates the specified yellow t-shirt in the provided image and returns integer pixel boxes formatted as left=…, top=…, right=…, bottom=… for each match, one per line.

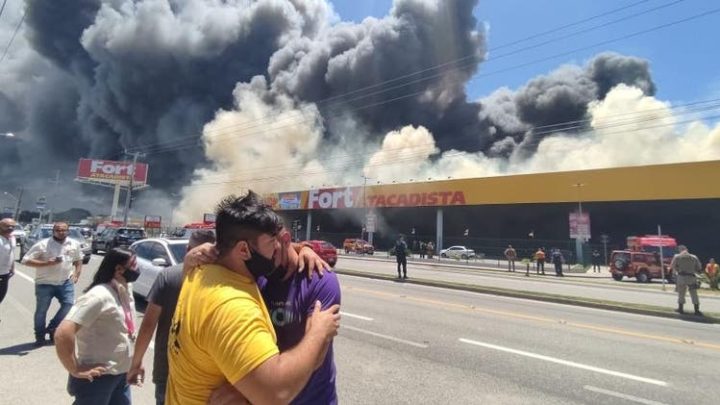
left=166, top=264, right=279, bottom=405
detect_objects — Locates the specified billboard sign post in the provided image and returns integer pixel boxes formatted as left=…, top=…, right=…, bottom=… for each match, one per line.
left=569, top=212, right=591, bottom=240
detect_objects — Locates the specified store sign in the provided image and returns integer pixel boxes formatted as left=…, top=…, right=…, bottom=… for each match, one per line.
left=365, top=213, right=376, bottom=233
left=569, top=212, right=591, bottom=239
left=203, top=213, right=216, bottom=224
left=76, top=158, right=148, bottom=185
left=144, top=215, right=162, bottom=228
left=308, top=187, right=361, bottom=209
left=278, top=192, right=302, bottom=209
left=366, top=191, right=466, bottom=207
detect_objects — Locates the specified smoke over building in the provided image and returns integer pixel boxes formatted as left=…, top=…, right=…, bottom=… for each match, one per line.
left=0, top=0, right=717, bottom=220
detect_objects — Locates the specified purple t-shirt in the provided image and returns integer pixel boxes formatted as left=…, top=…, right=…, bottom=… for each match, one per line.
left=258, top=270, right=341, bottom=405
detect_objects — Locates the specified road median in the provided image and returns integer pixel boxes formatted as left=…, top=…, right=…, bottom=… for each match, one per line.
left=334, top=267, right=720, bottom=323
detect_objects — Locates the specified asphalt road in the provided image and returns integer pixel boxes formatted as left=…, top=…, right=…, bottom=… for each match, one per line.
left=335, top=255, right=720, bottom=314
left=2, top=253, right=719, bottom=404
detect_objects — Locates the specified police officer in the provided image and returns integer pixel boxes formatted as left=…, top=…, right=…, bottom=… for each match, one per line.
left=670, top=245, right=703, bottom=315
left=395, top=235, right=408, bottom=279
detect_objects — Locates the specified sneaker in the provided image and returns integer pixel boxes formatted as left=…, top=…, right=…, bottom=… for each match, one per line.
left=34, top=337, right=46, bottom=348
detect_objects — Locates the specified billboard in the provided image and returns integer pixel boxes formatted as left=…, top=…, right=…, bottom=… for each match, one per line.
left=144, top=215, right=162, bottom=228
left=569, top=212, right=591, bottom=239
left=76, top=158, right=148, bottom=185
left=203, top=213, right=216, bottom=224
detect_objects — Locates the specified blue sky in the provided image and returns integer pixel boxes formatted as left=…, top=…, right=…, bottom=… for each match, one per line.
left=329, top=0, right=720, bottom=104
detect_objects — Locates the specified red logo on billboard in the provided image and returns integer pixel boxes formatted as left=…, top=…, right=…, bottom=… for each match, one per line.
left=76, top=159, right=148, bottom=184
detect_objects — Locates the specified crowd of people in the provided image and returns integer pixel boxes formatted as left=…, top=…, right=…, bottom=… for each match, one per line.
left=0, top=192, right=339, bottom=405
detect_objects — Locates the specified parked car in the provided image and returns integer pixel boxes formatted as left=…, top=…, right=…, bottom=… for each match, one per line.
left=609, top=250, right=674, bottom=283
left=130, top=238, right=189, bottom=298
left=11, top=223, right=25, bottom=245
left=306, top=240, right=337, bottom=268
left=342, top=238, right=375, bottom=255
left=20, top=224, right=92, bottom=264
left=439, top=245, right=476, bottom=260
left=92, top=227, right=147, bottom=253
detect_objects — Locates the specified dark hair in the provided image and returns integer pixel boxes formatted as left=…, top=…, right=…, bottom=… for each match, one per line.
left=85, top=248, right=133, bottom=292
left=215, top=190, right=283, bottom=257
left=189, top=229, right=216, bottom=249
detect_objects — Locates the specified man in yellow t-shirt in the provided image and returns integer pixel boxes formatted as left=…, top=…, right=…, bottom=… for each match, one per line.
left=167, top=191, right=341, bottom=405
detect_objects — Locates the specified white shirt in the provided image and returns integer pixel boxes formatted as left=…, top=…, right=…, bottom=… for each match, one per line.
left=22, top=237, right=82, bottom=285
left=66, top=284, right=135, bottom=375
left=0, top=235, right=13, bottom=276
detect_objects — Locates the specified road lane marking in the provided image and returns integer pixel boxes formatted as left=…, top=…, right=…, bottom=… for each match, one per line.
left=340, top=311, right=373, bottom=321
left=343, top=325, right=428, bottom=348
left=584, top=385, right=669, bottom=404
left=459, top=338, right=667, bottom=387
left=344, top=286, right=720, bottom=352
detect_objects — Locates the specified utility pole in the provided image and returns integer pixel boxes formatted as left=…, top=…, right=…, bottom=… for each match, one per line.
left=571, top=182, right=586, bottom=265
left=600, top=234, right=609, bottom=265
left=657, top=225, right=667, bottom=291
left=123, top=152, right=143, bottom=226
left=361, top=175, right=373, bottom=244
left=47, top=170, right=60, bottom=222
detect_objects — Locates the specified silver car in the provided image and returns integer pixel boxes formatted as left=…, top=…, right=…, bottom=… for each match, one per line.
left=439, top=245, right=476, bottom=260
left=130, top=238, right=188, bottom=299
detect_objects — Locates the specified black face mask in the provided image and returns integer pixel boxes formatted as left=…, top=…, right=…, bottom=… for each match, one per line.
left=245, top=246, right=279, bottom=280
left=123, top=267, right=141, bottom=283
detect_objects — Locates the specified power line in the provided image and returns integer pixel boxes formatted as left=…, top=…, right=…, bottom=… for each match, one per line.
left=0, top=9, right=24, bottom=65
left=124, top=0, right=682, bottom=154
left=0, top=0, right=9, bottom=21
left=153, top=98, right=720, bottom=182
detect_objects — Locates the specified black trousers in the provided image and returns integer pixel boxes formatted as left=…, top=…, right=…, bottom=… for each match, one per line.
left=397, top=257, right=407, bottom=277
left=0, top=274, right=10, bottom=305
left=536, top=260, right=545, bottom=274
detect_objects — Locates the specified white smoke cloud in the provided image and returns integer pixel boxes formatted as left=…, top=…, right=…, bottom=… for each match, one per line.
left=365, top=84, right=720, bottom=183
left=175, top=76, right=330, bottom=222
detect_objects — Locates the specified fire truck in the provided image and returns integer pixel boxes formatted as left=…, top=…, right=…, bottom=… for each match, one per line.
left=173, top=222, right=216, bottom=239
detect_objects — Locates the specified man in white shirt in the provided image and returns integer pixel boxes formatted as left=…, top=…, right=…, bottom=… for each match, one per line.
left=0, top=218, right=17, bottom=315
left=22, top=222, right=83, bottom=347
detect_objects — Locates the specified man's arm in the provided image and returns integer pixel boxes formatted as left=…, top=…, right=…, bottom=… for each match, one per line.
left=55, top=320, right=107, bottom=381
left=71, top=260, right=82, bottom=283
left=127, top=302, right=162, bottom=385
left=22, top=242, right=56, bottom=268
left=232, top=302, right=340, bottom=404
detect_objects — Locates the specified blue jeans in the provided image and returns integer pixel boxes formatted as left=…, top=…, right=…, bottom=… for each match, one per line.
left=155, top=381, right=166, bottom=405
left=67, top=373, right=131, bottom=405
left=35, top=279, right=74, bottom=338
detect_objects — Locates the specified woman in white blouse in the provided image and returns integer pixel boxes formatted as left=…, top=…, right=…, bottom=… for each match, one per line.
left=55, top=248, right=141, bottom=405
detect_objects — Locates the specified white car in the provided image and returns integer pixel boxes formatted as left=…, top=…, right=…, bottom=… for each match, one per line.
left=130, top=238, right=188, bottom=299
left=11, top=224, right=25, bottom=245
left=439, top=245, right=476, bottom=260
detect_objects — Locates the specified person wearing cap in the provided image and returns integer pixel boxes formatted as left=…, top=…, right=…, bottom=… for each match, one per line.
left=670, top=245, right=703, bottom=315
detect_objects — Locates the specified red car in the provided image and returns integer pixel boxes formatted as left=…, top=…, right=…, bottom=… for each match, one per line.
left=306, top=240, right=337, bottom=268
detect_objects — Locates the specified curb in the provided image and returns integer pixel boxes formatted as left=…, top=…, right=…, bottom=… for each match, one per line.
left=334, top=268, right=720, bottom=324
left=338, top=254, right=601, bottom=278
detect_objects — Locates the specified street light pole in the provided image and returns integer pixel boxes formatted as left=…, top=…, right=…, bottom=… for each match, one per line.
left=361, top=175, right=373, bottom=244
left=4, top=189, right=23, bottom=220
left=123, top=151, right=144, bottom=226
left=571, top=182, right=586, bottom=265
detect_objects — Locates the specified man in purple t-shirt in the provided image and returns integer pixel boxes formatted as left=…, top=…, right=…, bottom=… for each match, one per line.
left=186, top=232, right=340, bottom=404
left=258, top=250, right=341, bottom=404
